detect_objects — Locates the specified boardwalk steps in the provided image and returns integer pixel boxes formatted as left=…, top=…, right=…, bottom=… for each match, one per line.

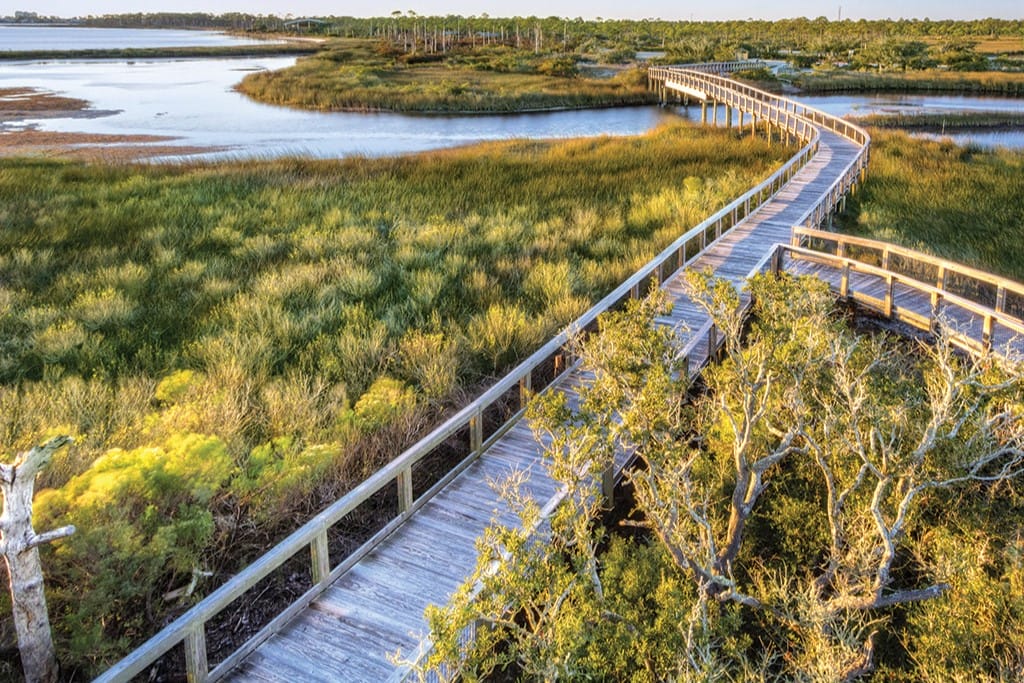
left=97, top=64, right=1020, bottom=683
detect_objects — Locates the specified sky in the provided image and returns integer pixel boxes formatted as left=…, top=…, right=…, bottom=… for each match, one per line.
left=13, top=0, right=1024, bottom=21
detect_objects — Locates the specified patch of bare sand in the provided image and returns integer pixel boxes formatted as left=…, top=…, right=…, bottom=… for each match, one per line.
left=0, top=88, right=226, bottom=162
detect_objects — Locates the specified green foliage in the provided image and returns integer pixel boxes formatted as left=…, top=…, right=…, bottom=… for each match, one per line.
left=350, top=375, right=418, bottom=430
left=237, top=44, right=651, bottom=113
left=425, top=275, right=1024, bottom=680
left=466, top=303, right=538, bottom=373
left=33, top=433, right=234, bottom=665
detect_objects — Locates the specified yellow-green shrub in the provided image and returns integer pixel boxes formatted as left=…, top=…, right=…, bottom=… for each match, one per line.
left=34, top=433, right=235, bottom=666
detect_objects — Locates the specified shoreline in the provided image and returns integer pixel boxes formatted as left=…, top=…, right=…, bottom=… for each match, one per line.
left=0, top=87, right=225, bottom=161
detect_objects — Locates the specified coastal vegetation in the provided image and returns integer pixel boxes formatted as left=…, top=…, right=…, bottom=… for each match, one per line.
left=849, top=111, right=1024, bottom=131
left=794, top=69, right=1024, bottom=95
left=838, top=130, right=1024, bottom=280
left=0, top=124, right=788, bottom=676
left=236, top=40, right=653, bottom=113
left=423, top=274, right=1024, bottom=681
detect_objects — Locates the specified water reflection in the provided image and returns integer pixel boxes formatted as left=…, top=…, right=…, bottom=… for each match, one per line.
left=0, top=57, right=683, bottom=160
left=1, top=52, right=1023, bottom=159
left=0, top=25, right=274, bottom=50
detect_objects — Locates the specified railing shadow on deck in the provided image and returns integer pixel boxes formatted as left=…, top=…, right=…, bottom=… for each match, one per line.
left=96, top=64, right=837, bottom=683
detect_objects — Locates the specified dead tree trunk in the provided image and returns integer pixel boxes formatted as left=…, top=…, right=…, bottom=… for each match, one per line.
left=0, top=437, right=75, bottom=683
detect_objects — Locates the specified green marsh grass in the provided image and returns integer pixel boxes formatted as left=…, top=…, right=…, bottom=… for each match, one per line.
left=837, top=130, right=1024, bottom=280
left=849, top=111, right=1024, bottom=130
left=236, top=41, right=655, bottom=113
left=0, top=124, right=788, bottom=673
left=796, top=69, right=1024, bottom=95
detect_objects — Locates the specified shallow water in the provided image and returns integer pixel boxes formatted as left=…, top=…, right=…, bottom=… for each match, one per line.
left=0, top=25, right=274, bottom=50
left=2, top=27, right=1023, bottom=158
left=0, top=56, right=681, bottom=160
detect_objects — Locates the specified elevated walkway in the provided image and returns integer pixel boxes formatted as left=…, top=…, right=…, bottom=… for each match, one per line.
left=101, top=63, right=1022, bottom=683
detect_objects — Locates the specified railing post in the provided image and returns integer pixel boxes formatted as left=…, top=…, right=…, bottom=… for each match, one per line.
left=708, top=324, right=718, bottom=362
left=396, top=468, right=414, bottom=515
left=997, top=286, right=1007, bottom=314
left=601, top=465, right=615, bottom=508
left=519, top=373, right=532, bottom=409
left=884, top=274, right=894, bottom=318
left=184, top=624, right=209, bottom=683
left=983, top=315, right=994, bottom=351
left=311, top=524, right=331, bottom=584
left=840, top=262, right=850, bottom=298
left=470, top=411, right=483, bottom=455
left=932, top=265, right=946, bottom=311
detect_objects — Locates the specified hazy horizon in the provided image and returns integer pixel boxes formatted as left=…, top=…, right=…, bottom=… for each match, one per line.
left=10, top=1, right=1023, bottom=22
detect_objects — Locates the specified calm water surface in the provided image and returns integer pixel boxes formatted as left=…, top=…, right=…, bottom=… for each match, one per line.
left=0, top=25, right=273, bottom=50
left=2, top=27, right=1023, bottom=158
left=0, top=56, right=680, bottom=160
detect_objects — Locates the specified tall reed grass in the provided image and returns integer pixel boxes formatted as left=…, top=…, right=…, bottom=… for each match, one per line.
left=838, top=130, right=1024, bottom=280
left=796, top=69, right=1024, bottom=95
left=0, top=124, right=788, bottom=674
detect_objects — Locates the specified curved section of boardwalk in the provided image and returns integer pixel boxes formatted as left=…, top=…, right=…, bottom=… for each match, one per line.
left=101, top=64, right=1019, bottom=683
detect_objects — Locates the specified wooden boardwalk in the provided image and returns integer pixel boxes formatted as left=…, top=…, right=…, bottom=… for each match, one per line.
left=223, top=130, right=864, bottom=680
left=100, top=65, right=1021, bottom=683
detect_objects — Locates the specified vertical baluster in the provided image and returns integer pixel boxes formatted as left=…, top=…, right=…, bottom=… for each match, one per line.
left=311, top=525, right=331, bottom=584
left=185, top=624, right=209, bottom=683
left=396, top=468, right=414, bottom=514
left=884, top=274, right=894, bottom=318
left=519, top=373, right=532, bottom=409
left=470, top=411, right=483, bottom=455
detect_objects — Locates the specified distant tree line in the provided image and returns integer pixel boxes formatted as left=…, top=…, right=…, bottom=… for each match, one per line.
left=6, top=12, right=1022, bottom=54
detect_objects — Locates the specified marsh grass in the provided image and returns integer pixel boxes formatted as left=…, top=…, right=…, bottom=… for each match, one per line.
left=0, top=43, right=319, bottom=61
left=837, top=129, right=1024, bottom=280
left=796, top=69, right=1024, bottom=95
left=236, top=41, right=655, bottom=113
left=849, top=111, right=1024, bottom=130
left=0, top=123, right=788, bottom=672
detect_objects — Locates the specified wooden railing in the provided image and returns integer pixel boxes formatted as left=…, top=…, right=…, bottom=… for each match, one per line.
left=649, top=65, right=871, bottom=231
left=777, top=242, right=1024, bottom=354
left=658, top=60, right=767, bottom=74
left=95, top=68, right=822, bottom=683
left=792, top=227, right=1024, bottom=322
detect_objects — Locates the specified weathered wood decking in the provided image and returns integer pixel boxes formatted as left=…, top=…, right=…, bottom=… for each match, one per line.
left=224, top=130, right=864, bottom=681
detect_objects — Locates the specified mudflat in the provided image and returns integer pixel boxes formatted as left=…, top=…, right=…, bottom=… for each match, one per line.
left=0, top=87, right=215, bottom=161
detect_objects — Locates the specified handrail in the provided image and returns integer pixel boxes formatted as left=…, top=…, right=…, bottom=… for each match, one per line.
left=96, top=64, right=824, bottom=683
left=792, top=226, right=1024, bottom=321
left=779, top=244, right=1024, bottom=353
left=649, top=65, right=871, bottom=233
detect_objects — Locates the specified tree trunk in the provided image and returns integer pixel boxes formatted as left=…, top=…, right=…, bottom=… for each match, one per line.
left=0, top=437, right=75, bottom=683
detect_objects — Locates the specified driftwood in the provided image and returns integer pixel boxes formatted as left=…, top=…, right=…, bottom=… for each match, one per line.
left=0, top=436, right=74, bottom=683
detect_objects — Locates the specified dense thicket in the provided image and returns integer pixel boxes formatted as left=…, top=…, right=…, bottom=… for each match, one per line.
left=424, top=274, right=1024, bottom=681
